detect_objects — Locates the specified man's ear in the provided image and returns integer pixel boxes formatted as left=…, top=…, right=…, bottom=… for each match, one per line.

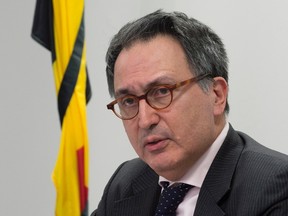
left=212, top=77, right=228, bottom=116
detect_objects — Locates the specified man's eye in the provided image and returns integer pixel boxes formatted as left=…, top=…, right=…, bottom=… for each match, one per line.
left=120, top=96, right=137, bottom=107
left=153, top=87, right=170, bottom=97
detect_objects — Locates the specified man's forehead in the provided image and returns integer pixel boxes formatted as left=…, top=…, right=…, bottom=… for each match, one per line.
left=113, top=35, right=192, bottom=97
left=114, top=74, right=177, bottom=98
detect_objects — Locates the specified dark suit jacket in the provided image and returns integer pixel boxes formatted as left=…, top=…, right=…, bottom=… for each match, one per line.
left=91, top=125, right=288, bottom=215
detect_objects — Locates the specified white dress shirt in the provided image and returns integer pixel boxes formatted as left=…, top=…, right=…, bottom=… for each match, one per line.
left=158, top=122, right=229, bottom=216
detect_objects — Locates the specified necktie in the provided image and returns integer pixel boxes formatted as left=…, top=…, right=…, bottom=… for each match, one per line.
left=155, top=181, right=192, bottom=216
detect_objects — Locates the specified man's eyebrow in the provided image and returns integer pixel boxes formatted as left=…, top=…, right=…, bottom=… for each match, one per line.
left=115, top=76, right=175, bottom=98
left=115, top=88, right=129, bottom=98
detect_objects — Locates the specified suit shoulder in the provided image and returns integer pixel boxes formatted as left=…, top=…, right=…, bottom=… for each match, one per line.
left=235, top=131, right=288, bottom=187
left=105, top=158, right=158, bottom=198
left=238, top=131, right=288, bottom=164
left=113, top=158, right=153, bottom=181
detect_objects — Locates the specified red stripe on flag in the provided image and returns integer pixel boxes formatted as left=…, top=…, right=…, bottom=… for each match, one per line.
left=77, top=147, right=88, bottom=212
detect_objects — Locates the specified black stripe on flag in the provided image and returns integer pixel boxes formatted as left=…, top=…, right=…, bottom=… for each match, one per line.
left=57, top=14, right=88, bottom=126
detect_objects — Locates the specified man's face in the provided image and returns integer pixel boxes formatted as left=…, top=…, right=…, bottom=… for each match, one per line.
left=113, top=35, right=226, bottom=180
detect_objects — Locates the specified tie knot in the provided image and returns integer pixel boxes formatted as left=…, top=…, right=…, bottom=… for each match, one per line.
left=155, top=182, right=193, bottom=216
left=160, top=181, right=170, bottom=188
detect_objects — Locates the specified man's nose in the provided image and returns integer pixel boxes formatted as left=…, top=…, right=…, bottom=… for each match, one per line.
left=137, top=99, right=160, bottom=129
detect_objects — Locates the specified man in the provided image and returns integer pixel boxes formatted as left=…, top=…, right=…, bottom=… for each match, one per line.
left=91, top=10, right=288, bottom=215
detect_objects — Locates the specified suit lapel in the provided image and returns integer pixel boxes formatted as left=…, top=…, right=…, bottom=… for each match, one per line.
left=113, top=164, right=161, bottom=216
left=194, top=125, right=244, bottom=216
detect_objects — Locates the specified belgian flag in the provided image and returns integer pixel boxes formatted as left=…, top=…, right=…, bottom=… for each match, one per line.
left=31, top=0, right=91, bottom=215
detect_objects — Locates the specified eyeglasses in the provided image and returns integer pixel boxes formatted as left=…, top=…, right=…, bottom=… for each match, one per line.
left=107, top=73, right=212, bottom=120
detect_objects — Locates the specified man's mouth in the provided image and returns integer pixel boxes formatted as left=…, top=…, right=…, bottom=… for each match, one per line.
left=144, top=137, right=168, bottom=152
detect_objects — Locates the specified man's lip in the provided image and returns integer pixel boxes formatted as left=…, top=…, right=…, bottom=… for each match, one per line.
left=143, top=136, right=169, bottom=152
left=144, top=135, right=164, bottom=145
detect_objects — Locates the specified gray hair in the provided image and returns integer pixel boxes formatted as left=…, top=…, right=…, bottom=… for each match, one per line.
left=106, top=10, right=229, bottom=113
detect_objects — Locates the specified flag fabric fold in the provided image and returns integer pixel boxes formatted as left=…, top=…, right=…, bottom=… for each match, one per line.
left=31, top=0, right=91, bottom=215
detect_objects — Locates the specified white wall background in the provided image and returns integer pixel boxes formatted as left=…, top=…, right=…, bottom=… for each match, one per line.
left=1, top=0, right=287, bottom=215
